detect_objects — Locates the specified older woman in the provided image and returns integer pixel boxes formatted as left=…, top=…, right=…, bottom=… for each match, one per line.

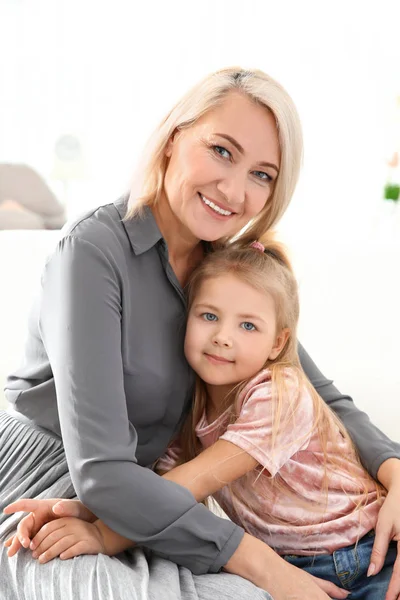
left=1, top=68, right=400, bottom=600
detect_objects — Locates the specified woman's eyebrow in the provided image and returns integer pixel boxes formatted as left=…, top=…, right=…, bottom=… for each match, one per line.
left=215, top=132, right=279, bottom=173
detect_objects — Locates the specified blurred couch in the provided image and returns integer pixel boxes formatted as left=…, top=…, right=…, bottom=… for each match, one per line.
left=0, top=164, right=66, bottom=230
left=0, top=227, right=399, bottom=443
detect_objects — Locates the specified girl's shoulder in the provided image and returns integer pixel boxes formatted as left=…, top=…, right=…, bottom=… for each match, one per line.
left=241, top=366, right=302, bottom=397
left=237, top=367, right=313, bottom=416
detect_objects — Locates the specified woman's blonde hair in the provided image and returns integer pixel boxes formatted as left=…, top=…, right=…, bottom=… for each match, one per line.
left=177, top=235, right=383, bottom=515
left=126, top=67, right=303, bottom=243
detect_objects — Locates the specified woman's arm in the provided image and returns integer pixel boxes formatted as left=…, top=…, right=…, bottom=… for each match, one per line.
left=39, top=234, right=243, bottom=575
left=298, top=342, right=400, bottom=480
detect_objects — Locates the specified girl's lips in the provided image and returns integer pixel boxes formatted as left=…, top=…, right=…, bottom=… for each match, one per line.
left=198, top=193, right=235, bottom=220
left=204, top=353, right=234, bottom=365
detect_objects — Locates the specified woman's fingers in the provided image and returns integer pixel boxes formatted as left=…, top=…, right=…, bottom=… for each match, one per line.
left=16, top=512, right=36, bottom=547
left=6, top=535, right=24, bottom=558
left=59, top=541, right=88, bottom=561
left=384, top=540, right=400, bottom=600
left=52, top=500, right=96, bottom=522
left=310, top=574, right=349, bottom=598
left=33, top=535, right=75, bottom=564
left=370, top=521, right=391, bottom=576
left=30, top=520, right=66, bottom=553
left=3, top=499, right=42, bottom=515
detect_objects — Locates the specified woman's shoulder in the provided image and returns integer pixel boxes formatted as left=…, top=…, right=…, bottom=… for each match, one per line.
left=60, top=198, right=128, bottom=250
left=59, top=197, right=163, bottom=258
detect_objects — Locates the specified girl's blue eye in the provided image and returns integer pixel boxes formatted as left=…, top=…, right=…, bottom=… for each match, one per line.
left=241, top=321, right=256, bottom=331
left=213, top=145, right=231, bottom=160
left=253, top=170, right=272, bottom=182
left=202, top=312, right=218, bottom=322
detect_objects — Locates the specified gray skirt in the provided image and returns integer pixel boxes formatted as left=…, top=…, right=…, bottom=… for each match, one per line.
left=0, top=411, right=272, bottom=600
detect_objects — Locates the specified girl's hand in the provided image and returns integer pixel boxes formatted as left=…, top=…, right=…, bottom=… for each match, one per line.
left=369, top=484, right=400, bottom=600
left=27, top=517, right=105, bottom=563
left=3, top=498, right=96, bottom=557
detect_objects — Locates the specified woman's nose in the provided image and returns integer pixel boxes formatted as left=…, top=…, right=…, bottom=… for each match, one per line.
left=216, top=170, right=246, bottom=210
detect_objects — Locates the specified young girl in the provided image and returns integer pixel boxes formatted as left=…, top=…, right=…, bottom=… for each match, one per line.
left=4, top=238, right=396, bottom=599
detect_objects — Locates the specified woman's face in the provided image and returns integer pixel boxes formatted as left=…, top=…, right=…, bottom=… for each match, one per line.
left=162, top=91, right=281, bottom=242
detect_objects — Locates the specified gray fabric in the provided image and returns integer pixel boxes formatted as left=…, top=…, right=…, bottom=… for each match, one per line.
left=297, top=343, right=400, bottom=478
left=0, top=411, right=272, bottom=600
left=5, top=199, right=244, bottom=574
left=3, top=196, right=400, bottom=575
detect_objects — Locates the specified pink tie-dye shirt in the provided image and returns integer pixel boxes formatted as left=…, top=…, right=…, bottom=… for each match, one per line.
left=157, top=368, right=383, bottom=556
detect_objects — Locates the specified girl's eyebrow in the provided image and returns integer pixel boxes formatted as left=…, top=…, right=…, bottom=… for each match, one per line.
left=237, top=314, right=266, bottom=323
left=215, top=133, right=280, bottom=173
left=194, top=304, right=267, bottom=324
left=194, top=303, right=220, bottom=312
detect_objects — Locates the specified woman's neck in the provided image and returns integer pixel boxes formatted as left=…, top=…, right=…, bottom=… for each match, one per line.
left=152, top=200, right=203, bottom=287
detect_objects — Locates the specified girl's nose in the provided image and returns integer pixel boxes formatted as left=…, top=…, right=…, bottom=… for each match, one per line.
left=212, top=332, right=233, bottom=348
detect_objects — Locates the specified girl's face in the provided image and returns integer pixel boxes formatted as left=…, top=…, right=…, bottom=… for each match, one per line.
left=161, top=91, right=280, bottom=242
left=184, top=274, right=289, bottom=391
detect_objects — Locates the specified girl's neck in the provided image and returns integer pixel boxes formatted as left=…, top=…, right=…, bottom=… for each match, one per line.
left=205, top=383, right=236, bottom=424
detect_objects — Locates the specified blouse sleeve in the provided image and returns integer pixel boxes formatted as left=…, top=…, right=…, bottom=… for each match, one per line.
left=39, top=235, right=244, bottom=575
left=220, top=371, right=314, bottom=477
left=298, top=342, right=400, bottom=479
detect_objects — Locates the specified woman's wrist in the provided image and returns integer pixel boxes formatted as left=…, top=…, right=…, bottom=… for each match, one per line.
left=93, top=519, right=136, bottom=556
left=223, top=532, right=285, bottom=594
left=377, top=457, right=400, bottom=491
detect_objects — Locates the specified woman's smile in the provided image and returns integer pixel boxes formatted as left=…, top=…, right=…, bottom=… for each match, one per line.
left=198, top=193, right=235, bottom=218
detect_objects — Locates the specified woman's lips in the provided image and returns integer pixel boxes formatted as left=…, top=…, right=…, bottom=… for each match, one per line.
left=198, top=193, right=235, bottom=220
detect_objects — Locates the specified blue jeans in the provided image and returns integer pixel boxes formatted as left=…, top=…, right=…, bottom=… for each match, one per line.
left=283, top=530, right=397, bottom=599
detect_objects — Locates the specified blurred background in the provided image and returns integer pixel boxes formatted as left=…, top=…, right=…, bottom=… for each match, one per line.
left=0, top=0, right=399, bottom=437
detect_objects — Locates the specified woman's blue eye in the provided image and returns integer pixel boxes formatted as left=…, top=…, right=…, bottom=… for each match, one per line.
left=253, top=170, right=272, bottom=182
left=202, top=312, right=218, bottom=322
left=213, top=145, right=231, bottom=159
left=241, top=322, right=256, bottom=331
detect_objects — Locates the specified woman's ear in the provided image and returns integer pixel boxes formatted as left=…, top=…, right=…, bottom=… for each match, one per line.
left=268, top=328, right=290, bottom=360
left=165, top=129, right=180, bottom=157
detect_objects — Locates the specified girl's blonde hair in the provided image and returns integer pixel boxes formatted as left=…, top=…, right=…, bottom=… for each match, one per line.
left=178, top=234, right=383, bottom=515
left=126, top=67, right=303, bottom=243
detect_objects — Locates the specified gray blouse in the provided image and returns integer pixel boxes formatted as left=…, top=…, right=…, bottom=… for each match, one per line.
left=5, top=197, right=400, bottom=574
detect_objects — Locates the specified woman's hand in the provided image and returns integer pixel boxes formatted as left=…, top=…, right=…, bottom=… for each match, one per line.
left=371, top=458, right=400, bottom=600
left=21, top=517, right=104, bottom=563
left=369, top=484, right=400, bottom=600
left=3, top=497, right=96, bottom=557
left=224, top=532, right=348, bottom=600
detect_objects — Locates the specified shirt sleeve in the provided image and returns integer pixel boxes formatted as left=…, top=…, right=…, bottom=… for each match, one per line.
left=298, top=342, right=400, bottom=479
left=220, top=371, right=314, bottom=477
left=155, top=440, right=182, bottom=473
left=39, top=235, right=244, bottom=575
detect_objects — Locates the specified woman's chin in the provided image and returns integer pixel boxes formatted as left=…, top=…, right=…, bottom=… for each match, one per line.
left=189, top=219, right=240, bottom=243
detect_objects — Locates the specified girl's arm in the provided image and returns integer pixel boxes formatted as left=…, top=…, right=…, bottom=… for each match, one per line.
left=298, top=342, right=400, bottom=481
left=161, top=440, right=258, bottom=501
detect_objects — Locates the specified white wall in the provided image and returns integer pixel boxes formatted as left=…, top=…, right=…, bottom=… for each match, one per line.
left=1, top=0, right=399, bottom=235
